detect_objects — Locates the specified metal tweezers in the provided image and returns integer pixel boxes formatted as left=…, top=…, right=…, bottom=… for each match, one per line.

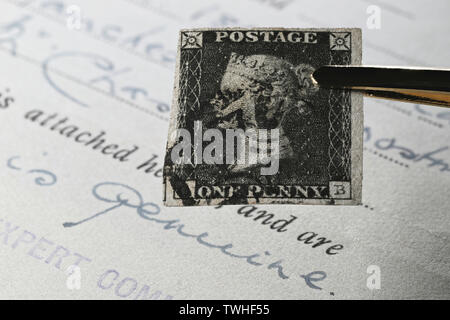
left=312, top=66, right=450, bottom=108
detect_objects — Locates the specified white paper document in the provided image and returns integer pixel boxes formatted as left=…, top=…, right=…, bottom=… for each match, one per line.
left=0, top=0, right=449, bottom=299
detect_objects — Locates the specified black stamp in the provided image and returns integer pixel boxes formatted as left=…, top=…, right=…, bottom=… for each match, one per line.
left=164, top=28, right=362, bottom=206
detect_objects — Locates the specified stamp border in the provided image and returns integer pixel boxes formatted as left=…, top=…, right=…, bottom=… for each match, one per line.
left=164, top=28, right=363, bottom=206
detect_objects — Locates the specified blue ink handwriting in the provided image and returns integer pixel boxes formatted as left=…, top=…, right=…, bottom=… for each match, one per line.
left=6, top=153, right=57, bottom=186
left=63, top=181, right=327, bottom=290
left=364, top=126, right=450, bottom=172
left=42, top=51, right=169, bottom=113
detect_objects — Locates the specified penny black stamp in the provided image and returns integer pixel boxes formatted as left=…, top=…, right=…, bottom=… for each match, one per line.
left=164, top=28, right=363, bottom=206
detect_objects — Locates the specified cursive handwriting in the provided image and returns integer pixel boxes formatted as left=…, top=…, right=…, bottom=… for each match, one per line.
left=414, top=105, right=450, bottom=125
left=42, top=51, right=169, bottom=114
left=364, top=126, right=450, bottom=172
left=0, top=15, right=32, bottom=56
left=7, top=153, right=57, bottom=186
left=37, top=0, right=175, bottom=67
left=63, top=181, right=327, bottom=290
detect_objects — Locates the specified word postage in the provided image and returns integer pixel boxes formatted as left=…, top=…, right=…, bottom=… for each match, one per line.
left=164, top=28, right=363, bottom=206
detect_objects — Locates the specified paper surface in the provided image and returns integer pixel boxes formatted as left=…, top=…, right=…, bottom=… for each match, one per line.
left=0, top=0, right=449, bottom=299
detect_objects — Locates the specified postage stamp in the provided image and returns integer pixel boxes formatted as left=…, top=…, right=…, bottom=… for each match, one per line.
left=164, top=28, right=363, bottom=206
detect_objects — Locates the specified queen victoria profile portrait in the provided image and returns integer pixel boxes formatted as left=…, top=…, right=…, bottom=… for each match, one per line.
left=208, top=52, right=320, bottom=184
